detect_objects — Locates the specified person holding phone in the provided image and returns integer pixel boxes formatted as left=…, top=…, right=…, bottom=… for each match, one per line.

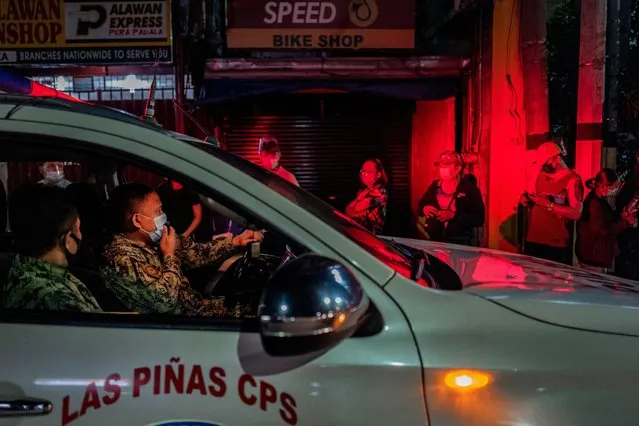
left=576, top=169, right=637, bottom=273
left=345, top=159, right=388, bottom=234
left=416, top=151, right=485, bottom=246
left=520, top=142, right=583, bottom=264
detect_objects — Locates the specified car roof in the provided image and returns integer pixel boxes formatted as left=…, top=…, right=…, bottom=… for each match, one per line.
left=0, top=94, right=208, bottom=145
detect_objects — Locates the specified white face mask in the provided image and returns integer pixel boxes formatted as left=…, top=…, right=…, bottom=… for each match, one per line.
left=44, top=170, right=64, bottom=183
left=140, top=213, right=167, bottom=243
left=438, top=167, right=453, bottom=180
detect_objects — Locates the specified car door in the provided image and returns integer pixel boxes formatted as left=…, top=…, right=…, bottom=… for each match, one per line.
left=0, top=285, right=425, bottom=426
left=0, top=125, right=428, bottom=426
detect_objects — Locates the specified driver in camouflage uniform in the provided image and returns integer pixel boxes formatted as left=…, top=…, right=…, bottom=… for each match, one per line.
left=101, top=183, right=262, bottom=317
left=3, top=184, right=101, bottom=312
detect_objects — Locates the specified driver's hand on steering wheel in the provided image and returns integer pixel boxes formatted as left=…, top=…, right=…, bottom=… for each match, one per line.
left=231, top=230, right=264, bottom=247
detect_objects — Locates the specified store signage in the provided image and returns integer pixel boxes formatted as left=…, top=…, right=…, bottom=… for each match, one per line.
left=0, top=0, right=172, bottom=65
left=226, top=0, right=415, bottom=50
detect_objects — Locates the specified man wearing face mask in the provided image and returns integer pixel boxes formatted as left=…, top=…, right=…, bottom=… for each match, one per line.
left=38, top=161, right=72, bottom=189
left=2, top=184, right=102, bottom=312
left=100, top=183, right=263, bottom=317
left=416, top=151, right=485, bottom=245
left=258, top=136, right=299, bottom=186
left=520, top=142, right=584, bottom=264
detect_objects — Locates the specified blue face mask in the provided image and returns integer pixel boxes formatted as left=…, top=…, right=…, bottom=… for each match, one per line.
left=139, top=213, right=167, bottom=243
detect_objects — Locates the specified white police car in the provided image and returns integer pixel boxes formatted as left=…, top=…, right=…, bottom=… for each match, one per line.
left=1, top=95, right=639, bottom=426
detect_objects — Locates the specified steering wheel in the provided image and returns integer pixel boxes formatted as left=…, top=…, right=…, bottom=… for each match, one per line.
left=277, top=244, right=297, bottom=269
left=201, top=242, right=265, bottom=296
left=233, top=243, right=259, bottom=288
left=201, top=243, right=297, bottom=298
left=200, top=253, right=243, bottom=296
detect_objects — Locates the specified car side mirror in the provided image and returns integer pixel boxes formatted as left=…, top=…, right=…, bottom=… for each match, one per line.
left=258, top=254, right=369, bottom=357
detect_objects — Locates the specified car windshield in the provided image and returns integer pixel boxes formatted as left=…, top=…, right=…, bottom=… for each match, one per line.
left=187, top=141, right=412, bottom=276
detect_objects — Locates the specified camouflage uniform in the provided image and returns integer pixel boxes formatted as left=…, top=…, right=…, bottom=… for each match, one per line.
left=3, top=254, right=102, bottom=312
left=101, top=234, right=241, bottom=317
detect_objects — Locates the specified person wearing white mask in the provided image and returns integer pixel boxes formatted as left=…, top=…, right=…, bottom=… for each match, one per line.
left=38, top=161, right=72, bottom=188
left=101, top=183, right=263, bottom=316
left=416, top=150, right=485, bottom=246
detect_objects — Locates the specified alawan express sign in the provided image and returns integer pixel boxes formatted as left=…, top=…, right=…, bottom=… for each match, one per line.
left=226, top=0, right=415, bottom=49
left=0, top=0, right=172, bottom=65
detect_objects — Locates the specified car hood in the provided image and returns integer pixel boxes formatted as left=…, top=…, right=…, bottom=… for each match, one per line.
left=387, top=237, right=639, bottom=336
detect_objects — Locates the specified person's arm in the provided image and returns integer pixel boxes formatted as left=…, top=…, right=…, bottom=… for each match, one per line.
left=553, top=176, right=584, bottom=220
left=416, top=215, right=430, bottom=239
left=418, top=182, right=443, bottom=224
left=289, top=173, right=299, bottom=187
left=102, top=245, right=234, bottom=316
left=455, top=186, right=486, bottom=227
left=583, top=199, right=628, bottom=240
left=346, top=190, right=371, bottom=217
left=415, top=185, right=437, bottom=238
left=182, top=203, right=202, bottom=238
left=102, top=247, right=185, bottom=314
left=592, top=199, right=630, bottom=236
left=367, top=187, right=388, bottom=232
left=41, top=274, right=103, bottom=313
left=176, top=234, right=240, bottom=270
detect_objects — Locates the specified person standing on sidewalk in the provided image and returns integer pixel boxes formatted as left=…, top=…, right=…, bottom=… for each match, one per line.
left=258, top=136, right=299, bottom=186
left=576, top=168, right=637, bottom=273
left=520, top=142, right=584, bottom=264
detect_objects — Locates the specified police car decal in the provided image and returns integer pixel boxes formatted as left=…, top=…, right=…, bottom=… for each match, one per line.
left=61, top=357, right=298, bottom=426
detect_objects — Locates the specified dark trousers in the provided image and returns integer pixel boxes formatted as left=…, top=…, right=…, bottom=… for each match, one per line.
left=523, top=241, right=571, bottom=265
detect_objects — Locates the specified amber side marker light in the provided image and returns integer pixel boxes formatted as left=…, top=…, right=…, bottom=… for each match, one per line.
left=444, top=370, right=492, bottom=391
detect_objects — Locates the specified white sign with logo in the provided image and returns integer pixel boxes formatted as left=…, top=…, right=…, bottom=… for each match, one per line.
left=64, top=1, right=168, bottom=41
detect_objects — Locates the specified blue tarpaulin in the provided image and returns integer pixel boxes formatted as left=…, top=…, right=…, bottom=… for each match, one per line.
left=201, top=78, right=458, bottom=104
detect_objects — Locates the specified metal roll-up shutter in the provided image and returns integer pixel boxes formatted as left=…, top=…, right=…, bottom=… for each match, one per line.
left=223, top=95, right=413, bottom=237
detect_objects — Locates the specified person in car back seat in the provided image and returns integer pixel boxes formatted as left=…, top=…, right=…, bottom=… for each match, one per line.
left=38, top=161, right=72, bottom=188
left=65, top=161, right=118, bottom=268
left=100, top=183, right=262, bottom=317
left=2, top=184, right=102, bottom=312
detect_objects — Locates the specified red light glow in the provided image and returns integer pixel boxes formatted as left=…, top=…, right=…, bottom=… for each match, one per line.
left=29, top=81, right=85, bottom=103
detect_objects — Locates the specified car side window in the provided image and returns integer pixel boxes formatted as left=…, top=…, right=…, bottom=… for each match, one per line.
left=0, top=143, right=308, bottom=326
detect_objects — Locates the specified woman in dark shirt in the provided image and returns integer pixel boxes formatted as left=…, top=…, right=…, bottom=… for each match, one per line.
left=576, top=168, right=637, bottom=273
left=345, top=159, right=388, bottom=234
left=416, top=151, right=485, bottom=246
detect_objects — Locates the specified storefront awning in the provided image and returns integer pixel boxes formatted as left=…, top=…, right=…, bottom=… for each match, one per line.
left=200, top=56, right=465, bottom=103
left=201, top=78, right=459, bottom=104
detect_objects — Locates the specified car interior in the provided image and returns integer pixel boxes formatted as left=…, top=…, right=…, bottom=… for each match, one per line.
left=0, top=147, right=308, bottom=318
